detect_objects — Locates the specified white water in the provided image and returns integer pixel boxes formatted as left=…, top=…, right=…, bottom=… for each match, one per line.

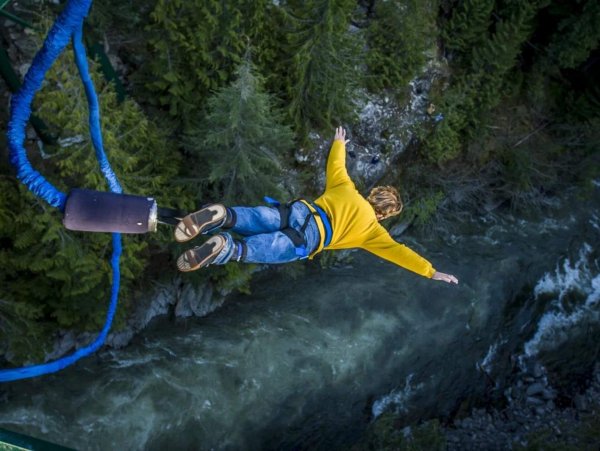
left=524, top=243, right=600, bottom=358
left=371, top=373, right=424, bottom=419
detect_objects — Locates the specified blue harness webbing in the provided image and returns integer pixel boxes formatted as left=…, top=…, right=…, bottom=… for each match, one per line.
left=308, top=202, right=333, bottom=248
left=1, top=0, right=123, bottom=383
left=263, top=196, right=333, bottom=256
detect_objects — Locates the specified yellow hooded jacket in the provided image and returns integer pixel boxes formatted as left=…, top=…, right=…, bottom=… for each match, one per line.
left=308, top=139, right=435, bottom=278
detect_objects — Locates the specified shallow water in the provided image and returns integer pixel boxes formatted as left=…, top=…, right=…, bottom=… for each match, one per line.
left=0, top=187, right=598, bottom=450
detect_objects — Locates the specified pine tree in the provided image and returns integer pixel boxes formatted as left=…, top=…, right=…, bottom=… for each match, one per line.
left=285, top=0, right=362, bottom=136
left=470, top=4, right=537, bottom=109
left=544, top=0, right=600, bottom=69
left=426, top=1, right=543, bottom=163
left=185, top=56, right=294, bottom=206
left=144, top=0, right=271, bottom=128
left=366, top=0, right=438, bottom=91
left=442, top=0, right=495, bottom=56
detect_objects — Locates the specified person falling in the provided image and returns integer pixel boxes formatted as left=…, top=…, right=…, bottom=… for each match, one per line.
left=174, top=126, right=458, bottom=284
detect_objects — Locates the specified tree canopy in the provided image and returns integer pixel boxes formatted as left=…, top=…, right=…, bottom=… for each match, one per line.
left=0, top=0, right=598, bottom=363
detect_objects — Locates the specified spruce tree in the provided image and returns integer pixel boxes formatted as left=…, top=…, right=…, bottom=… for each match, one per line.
left=442, top=0, right=495, bottom=56
left=427, top=0, right=543, bottom=163
left=366, top=0, right=438, bottom=92
left=185, top=56, right=294, bottom=206
left=544, top=0, right=600, bottom=70
left=285, top=0, right=361, bottom=136
left=144, top=0, right=271, bottom=128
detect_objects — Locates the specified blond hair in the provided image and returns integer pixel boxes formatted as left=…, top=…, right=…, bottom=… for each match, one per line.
left=367, top=186, right=403, bottom=219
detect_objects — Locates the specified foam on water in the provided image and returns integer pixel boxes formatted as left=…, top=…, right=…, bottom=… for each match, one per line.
left=533, top=243, right=592, bottom=301
left=371, top=373, right=424, bottom=419
left=478, top=338, right=508, bottom=375
left=524, top=244, right=600, bottom=358
left=590, top=213, right=600, bottom=231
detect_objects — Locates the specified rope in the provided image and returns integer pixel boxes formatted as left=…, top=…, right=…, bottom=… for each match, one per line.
left=1, top=0, right=122, bottom=382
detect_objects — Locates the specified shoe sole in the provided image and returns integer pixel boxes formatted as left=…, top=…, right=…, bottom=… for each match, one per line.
left=174, top=204, right=227, bottom=243
left=177, top=235, right=226, bottom=272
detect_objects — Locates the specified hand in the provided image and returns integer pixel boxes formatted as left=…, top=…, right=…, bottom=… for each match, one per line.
left=432, top=271, right=458, bottom=284
left=334, top=126, right=349, bottom=144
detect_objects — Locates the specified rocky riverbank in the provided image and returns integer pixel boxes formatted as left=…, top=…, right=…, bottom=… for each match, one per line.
left=42, top=277, right=224, bottom=362
left=362, top=360, right=600, bottom=450
left=444, top=361, right=600, bottom=450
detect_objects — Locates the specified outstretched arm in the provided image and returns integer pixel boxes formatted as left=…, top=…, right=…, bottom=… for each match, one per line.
left=326, top=126, right=353, bottom=189
left=362, top=230, right=458, bottom=284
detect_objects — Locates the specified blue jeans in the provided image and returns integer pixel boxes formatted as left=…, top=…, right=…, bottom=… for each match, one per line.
left=212, top=202, right=321, bottom=264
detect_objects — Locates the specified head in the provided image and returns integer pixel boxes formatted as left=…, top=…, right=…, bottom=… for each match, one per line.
left=367, top=186, right=403, bottom=221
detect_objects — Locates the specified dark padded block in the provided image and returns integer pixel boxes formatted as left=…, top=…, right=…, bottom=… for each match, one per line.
left=63, top=188, right=157, bottom=234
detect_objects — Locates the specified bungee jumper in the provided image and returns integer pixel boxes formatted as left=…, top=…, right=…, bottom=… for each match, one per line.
left=1, top=1, right=454, bottom=384
left=174, top=127, right=459, bottom=285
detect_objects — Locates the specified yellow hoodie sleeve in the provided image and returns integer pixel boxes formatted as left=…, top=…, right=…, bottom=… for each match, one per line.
left=361, top=229, right=436, bottom=278
left=326, top=140, right=352, bottom=189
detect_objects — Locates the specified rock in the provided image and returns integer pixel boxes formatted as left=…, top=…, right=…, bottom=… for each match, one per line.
left=542, top=389, right=556, bottom=400
left=573, top=394, right=588, bottom=412
left=18, top=63, right=30, bottom=77
left=526, top=382, right=545, bottom=396
left=526, top=396, right=544, bottom=406
left=175, top=281, right=221, bottom=318
left=105, top=329, right=134, bottom=349
left=44, top=331, right=77, bottom=362
left=533, top=363, right=544, bottom=378
left=26, top=127, right=37, bottom=140
left=130, top=284, right=176, bottom=328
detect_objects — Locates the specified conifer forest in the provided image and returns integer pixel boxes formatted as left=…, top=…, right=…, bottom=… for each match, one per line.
left=1, top=0, right=598, bottom=364
left=0, top=1, right=599, bottom=446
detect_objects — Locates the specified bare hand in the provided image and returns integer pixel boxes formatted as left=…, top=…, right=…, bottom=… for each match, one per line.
left=334, top=126, right=349, bottom=144
left=432, top=271, right=458, bottom=284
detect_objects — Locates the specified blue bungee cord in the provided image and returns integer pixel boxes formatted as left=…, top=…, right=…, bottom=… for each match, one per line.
left=1, top=0, right=122, bottom=382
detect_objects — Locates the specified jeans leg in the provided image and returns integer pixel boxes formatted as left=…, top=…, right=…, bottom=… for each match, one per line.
left=211, top=233, right=236, bottom=265
left=212, top=202, right=323, bottom=265
left=243, top=231, right=301, bottom=264
left=230, top=206, right=281, bottom=236
left=211, top=231, right=300, bottom=265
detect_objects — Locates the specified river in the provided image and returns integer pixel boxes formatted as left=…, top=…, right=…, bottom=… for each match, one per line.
left=0, top=184, right=599, bottom=450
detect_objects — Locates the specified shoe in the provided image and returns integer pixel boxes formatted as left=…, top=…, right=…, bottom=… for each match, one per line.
left=176, top=235, right=227, bottom=272
left=174, top=204, right=227, bottom=243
